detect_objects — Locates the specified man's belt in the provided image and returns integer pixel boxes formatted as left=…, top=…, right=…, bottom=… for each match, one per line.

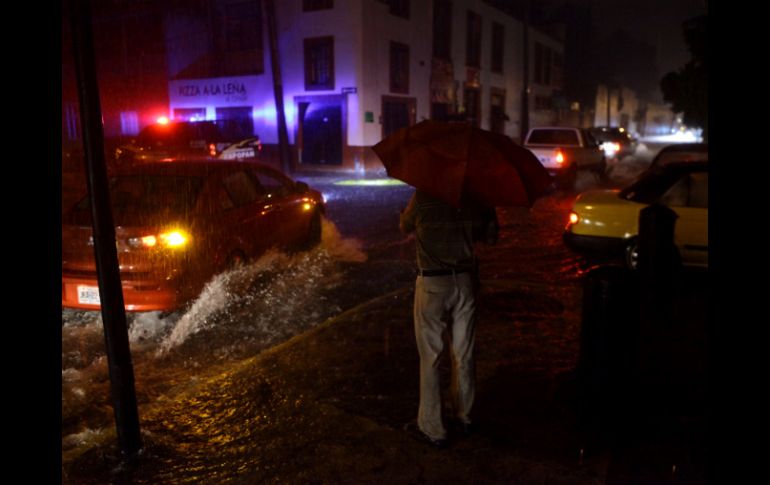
left=417, top=268, right=472, bottom=277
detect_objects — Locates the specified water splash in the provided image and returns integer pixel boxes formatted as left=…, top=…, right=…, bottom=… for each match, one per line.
left=320, top=218, right=366, bottom=262
left=157, top=250, right=289, bottom=354
left=156, top=218, right=366, bottom=355
left=128, top=311, right=178, bottom=345
left=62, top=427, right=106, bottom=451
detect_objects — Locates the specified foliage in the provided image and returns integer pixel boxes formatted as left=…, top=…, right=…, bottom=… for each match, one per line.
left=660, top=14, right=708, bottom=140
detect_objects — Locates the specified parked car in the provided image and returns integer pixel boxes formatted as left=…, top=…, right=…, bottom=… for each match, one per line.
left=62, top=160, right=325, bottom=311
left=563, top=161, right=708, bottom=269
left=587, top=126, right=638, bottom=159
left=218, top=136, right=262, bottom=160
left=115, top=120, right=258, bottom=165
left=524, top=126, right=606, bottom=189
left=648, top=142, right=708, bottom=169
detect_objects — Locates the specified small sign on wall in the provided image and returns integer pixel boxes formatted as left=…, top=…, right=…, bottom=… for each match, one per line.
left=342, top=87, right=357, bottom=94
left=365, top=111, right=374, bottom=123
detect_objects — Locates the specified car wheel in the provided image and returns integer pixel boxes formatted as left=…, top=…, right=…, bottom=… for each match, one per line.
left=624, top=239, right=639, bottom=270
left=596, top=157, right=608, bottom=182
left=303, top=210, right=322, bottom=250
left=558, top=164, right=578, bottom=190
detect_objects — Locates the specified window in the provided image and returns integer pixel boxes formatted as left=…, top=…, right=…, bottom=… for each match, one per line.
left=534, top=42, right=552, bottom=85
left=535, top=96, right=551, bottom=110
left=552, top=51, right=564, bottom=86
left=225, top=1, right=262, bottom=52
left=173, top=108, right=206, bottom=122
left=221, top=171, right=263, bottom=207
left=389, top=0, right=410, bottom=19
left=660, top=173, right=708, bottom=208
left=432, top=0, right=452, bottom=60
left=255, top=169, right=292, bottom=198
left=466, top=11, right=482, bottom=68
left=464, top=87, right=480, bottom=127
left=303, top=0, right=333, bottom=11
left=390, top=42, right=410, bottom=94
left=64, top=103, right=79, bottom=142
left=527, top=129, right=579, bottom=145
left=491, top=22, right=504, bottom=73
left=120, top=111, right=139, bottom=136
left=304, top=36, right=335, bottom=90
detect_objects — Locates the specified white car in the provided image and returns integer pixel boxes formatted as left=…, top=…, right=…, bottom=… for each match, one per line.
left=524, top=127, right=606, bottom=189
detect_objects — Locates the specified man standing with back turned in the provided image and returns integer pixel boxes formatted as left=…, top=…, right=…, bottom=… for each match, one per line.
left=400, top=189, right=499, bottom=448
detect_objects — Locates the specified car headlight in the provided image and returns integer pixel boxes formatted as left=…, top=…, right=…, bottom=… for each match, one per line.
left=128, top=229, right=190, bottom=249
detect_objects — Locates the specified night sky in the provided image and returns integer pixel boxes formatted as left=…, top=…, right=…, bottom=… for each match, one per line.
left=587, top=0, right=706, bottom=82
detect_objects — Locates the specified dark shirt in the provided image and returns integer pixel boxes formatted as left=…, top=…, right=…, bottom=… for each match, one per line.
left=400, top=190, right=498, bottom=271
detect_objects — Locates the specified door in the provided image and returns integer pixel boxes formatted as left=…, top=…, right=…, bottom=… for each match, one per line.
left=490, top=89, right=506, bottom=134
left=659, top=171, right=709, bottom=267
left=217, top=169, right=279, bottom=257
left=297, top=98, right=343, bottom=165
left=382, top=96, right=416, bottom=138
left=253, top=167, right=308, bottom=246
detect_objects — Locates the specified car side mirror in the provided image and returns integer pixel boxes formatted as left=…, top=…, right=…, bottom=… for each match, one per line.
left=295, top=181, right=309, bottom=194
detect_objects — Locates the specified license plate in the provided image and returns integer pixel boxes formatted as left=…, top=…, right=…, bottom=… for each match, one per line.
left=77, top=285, right=101, bottom=305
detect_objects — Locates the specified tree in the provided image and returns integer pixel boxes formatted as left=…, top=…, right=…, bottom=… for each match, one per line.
left=660, top=14, right=708, bottom=140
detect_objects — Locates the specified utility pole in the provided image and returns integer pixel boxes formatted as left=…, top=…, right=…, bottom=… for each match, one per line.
left=264, top=0, right=292, bottom=174
left=69, top=0, right=142, bottom=458
left=520, top=0, right=531, bottom=141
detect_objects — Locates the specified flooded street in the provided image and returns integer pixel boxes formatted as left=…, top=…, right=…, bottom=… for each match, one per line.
left=61, top=148, right=662, bottom=483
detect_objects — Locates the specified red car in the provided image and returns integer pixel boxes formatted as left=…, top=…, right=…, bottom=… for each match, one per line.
left=62, top=160, right=325, bottom=312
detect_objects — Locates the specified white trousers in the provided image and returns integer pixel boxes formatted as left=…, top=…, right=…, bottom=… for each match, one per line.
left=413, top=273, right=476, bottom=440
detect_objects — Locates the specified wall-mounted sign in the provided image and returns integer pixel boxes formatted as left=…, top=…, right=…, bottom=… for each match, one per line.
left=342, top=87, right=357, bottom=94
left=365, top=111, right=374, bottom=123
left=169, top=76, right=260, bottom=106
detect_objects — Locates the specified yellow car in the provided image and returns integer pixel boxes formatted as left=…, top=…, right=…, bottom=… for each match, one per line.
left=563, top=161, right=708, bottom=269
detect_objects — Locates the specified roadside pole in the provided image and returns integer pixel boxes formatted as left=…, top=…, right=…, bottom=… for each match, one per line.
left=265, top=0, right=292, bottom=174
left=520, top=0, right=531, bottom=140
left=69, top=0, right=142, bottom=457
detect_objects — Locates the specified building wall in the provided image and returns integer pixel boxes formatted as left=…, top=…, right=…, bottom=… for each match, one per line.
left=360, top=0, right=432, bottom=145
left=594, top=84, right=643, bottom=134
left=528, top=27, right=565, bottom=130
left=164, top=0, right=564, bottom=173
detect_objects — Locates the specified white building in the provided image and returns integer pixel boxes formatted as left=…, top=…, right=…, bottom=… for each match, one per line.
left=165, top=0, right=564, bottom=173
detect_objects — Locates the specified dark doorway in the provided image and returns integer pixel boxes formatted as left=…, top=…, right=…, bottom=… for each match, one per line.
left=298, top=98, right=343, bottom=165
left=431, top=102, right=452, bottom=121
left=463, top=87, right=480, bottom=128
left=382, top=96, right=416, bottom=138
left=490, top=89, right=507, bottom=134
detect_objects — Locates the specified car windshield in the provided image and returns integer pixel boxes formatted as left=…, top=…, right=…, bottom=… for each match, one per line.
left=527, top=129, right=580, bottom=145
left=73, top=175, right=204, bottom=220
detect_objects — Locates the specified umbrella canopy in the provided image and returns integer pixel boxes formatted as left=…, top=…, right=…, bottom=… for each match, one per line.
left=372, top=120, right=552, bottom=208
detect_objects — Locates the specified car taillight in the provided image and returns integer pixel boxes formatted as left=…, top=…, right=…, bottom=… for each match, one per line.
left=209, top=143, right=217, bottom=156
left=568, top=212, right=579, bottom=225
left=555, top=150, right=565, bottom=165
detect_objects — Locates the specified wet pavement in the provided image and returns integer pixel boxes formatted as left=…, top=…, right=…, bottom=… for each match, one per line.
left=61, top=144, right=708, bottom=484
left=61, top=190, right=605, bottom=484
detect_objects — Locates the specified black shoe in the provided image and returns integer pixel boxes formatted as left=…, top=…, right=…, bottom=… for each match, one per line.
left=450, top=419, right=476, bottom=438
left=404, top=422, right=448, bottom=449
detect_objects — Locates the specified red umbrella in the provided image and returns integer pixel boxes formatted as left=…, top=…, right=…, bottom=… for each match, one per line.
left=372, top=120, right=551, bottom=208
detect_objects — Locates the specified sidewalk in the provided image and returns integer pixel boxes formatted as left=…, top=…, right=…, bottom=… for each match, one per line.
left=63, top=278, right=608, bottom=484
